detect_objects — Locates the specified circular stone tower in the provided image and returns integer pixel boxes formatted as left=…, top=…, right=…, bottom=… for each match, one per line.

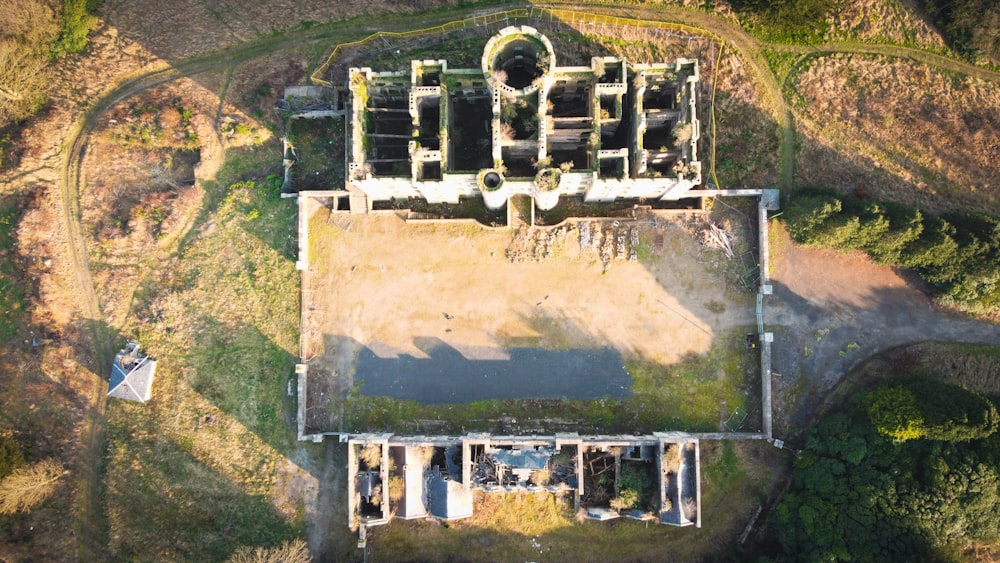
left=482, top=26, right=555, bottom=98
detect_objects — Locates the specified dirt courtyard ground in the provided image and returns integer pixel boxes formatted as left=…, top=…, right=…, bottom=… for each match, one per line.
left=303, top=208, right=755, bottom=418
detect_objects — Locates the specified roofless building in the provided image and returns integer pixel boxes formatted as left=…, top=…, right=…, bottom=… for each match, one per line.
left=346, top=26, right=702, bottom=212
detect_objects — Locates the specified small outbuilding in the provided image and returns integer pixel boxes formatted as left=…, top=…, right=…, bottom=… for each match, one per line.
left=108, top=341, right=157, bottom=402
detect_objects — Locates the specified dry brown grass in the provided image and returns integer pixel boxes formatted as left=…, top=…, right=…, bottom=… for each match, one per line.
left=856, top=342, right=1000, bottom=395
left=793, top=53, right=1000, bottom=214
left=712, top=49, right=781, bottom=188
left=100, top=0, right=462, bottom=62
left=825, top=0, right=948, bottom=50
left=358, top=444, right=382, bottom=469
left=228, top=539, right=311, bottom=563
left=0, top=346, right=91, bottom=561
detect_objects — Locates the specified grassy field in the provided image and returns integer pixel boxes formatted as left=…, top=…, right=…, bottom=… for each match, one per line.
left=287, top=118, right=345, bottom=191
left=790, top=53, right=1000, bottom=214
left=102, top=143, right=306, bottom=558
left=846, top=342, right=1000, bottom=397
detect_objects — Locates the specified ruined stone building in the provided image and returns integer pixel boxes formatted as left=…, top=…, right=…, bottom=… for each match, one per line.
left=290, top=23, right=782, bottom=541
left=348, top=433, right=701, bottom=535
left=347, top=26, right=701, bottom=212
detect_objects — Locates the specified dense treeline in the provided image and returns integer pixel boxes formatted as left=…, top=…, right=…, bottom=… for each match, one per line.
left=921, top=0, right=1000, bottom=65
left=774, top=380, right=1000, bottom=559
left=784, top=187, right=1000, bottom=313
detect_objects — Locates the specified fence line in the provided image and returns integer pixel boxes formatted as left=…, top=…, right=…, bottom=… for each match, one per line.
left=309, top=7, right=723, bottom=88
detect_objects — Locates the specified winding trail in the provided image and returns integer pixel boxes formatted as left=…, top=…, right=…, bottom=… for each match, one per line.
left=58, top=2, right=1000, bottom=558
left=771, top=40, right=1000, bottom=84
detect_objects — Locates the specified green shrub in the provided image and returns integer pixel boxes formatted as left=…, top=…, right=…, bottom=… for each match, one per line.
left=869, top=201, right=923, bottom=264
left=867, top=379, right=999, bottom=442
left=730, top=0, right=839, bottom=43
left=867, top=386, right=924, bottom=442
left=0, top=436, right=25, bottom=480
left=53, top=0, right=99, bottom=56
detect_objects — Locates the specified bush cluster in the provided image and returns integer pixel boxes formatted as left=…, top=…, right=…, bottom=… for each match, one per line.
left=54, top=0, right=100, bottom=57
left=784, top=187, right=1000, bottom=313
left=867, top=378, right=999, bottom=442
left=774, top=379, right=1000, bottom=559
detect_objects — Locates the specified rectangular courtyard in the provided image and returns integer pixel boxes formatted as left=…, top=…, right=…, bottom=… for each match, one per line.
left=300, top=203, right=762, bottom=435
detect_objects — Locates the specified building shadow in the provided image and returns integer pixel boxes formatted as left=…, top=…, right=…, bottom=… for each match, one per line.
left=184, top=318, right=301, bottom=457
left=101, top=428, right=300, bottom=561
left=355, top=336, right=632, bottom=404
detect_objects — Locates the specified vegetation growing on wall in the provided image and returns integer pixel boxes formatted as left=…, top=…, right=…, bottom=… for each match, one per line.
left=784, top=187, right=1000, bottom=313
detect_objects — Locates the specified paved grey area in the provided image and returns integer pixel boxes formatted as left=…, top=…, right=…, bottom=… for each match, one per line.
left=356, top=341, right=632, bottom=404
left=767, top=279, right=1000, bottom=434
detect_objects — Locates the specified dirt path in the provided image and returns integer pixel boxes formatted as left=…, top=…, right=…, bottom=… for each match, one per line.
left=771, top=40, right=1000, bottom=84
left=766, top=228, right=1000, bottom=436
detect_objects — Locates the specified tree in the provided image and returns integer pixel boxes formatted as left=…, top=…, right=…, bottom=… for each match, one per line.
left=922, top=0, right=1000, bottom=64
left=0, top=0, right=60, bottom=51
left=0, top=40, right=50, bottom=127
left=0, top=458, right=64, bottom=514
left=868, top=386, right=925, bottom=442
left=228, top=539, right=311, bottom=563
left=908, top=378, right=999, bottom=442
left=842, top=199, right=890, bottom=250
left=784, top=190, right=844, bottom=244
left=0, top=435, right=25, bottom=479
left=0, top=0, right=61, bottom=128
left=783, top=187, right=1000, bottom=313
left=900, top=216, right=962, bottom=282
left=868, top=379, right=998, bottom=443
left=869, top=202, right=923, bottom=264
left=54, top=0, right=99, bottom=56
